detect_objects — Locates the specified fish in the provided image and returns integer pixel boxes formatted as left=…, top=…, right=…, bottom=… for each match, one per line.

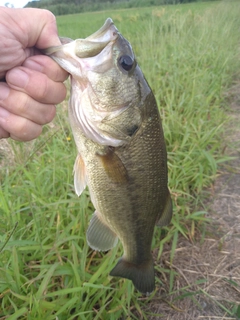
left=43, top=18, right=172, bottom=295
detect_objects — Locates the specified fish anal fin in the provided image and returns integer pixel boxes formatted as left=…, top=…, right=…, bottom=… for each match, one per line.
left=87, top=211, right=118, bottom=251
left=74, top=154, right=87, bottom=196
left=156, top=190, right=173, bottom=227
left=96, top=147, right=128, bottom=183
left=110, top=258, right=155, bottom=295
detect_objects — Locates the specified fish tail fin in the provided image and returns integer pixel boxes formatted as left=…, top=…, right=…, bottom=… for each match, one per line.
left=110, top=258, right=155, bottom=295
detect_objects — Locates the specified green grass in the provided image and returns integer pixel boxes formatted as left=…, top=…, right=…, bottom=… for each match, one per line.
left=1, top=1, right=240, bottom=318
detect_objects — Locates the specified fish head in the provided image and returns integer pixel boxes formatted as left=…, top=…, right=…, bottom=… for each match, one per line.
left=43, top=18, right=150, bottom=146
left=82, top=25, right=143, bottom=113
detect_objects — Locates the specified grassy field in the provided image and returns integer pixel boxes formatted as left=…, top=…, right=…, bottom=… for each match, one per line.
left=0, top=1, right=240, bottom=319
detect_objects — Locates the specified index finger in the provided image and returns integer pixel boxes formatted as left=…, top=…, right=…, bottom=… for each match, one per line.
left=6, top=66, right=67, bottom=105
left=23, top=55, right=69, bottom=83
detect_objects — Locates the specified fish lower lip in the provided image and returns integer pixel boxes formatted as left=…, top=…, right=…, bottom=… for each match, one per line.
left=86, top=18, right=115, bottom=40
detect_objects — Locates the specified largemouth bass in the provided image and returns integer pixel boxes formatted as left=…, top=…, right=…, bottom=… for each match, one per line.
left=43, top=18, right=172, bottom=295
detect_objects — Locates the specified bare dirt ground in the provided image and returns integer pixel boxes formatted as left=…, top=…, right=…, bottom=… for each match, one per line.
left=147, top=84, right=240, bottom=319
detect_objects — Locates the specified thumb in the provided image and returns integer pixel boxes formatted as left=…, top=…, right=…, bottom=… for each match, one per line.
left=1, top=7, right=61, bottom=49
left=24, top=8, right=61, bottom=48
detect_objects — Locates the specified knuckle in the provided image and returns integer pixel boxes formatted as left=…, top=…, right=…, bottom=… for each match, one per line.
left=55, top=66, right=69, bottom=82
left=0, top=127, right=10, bottom=139
left=55, top=83, right=67, bottom=104
left=5, top=92, right=29, bottom=117
left=42, top=9, right=56, bottom=24
left=17, top=120, right=42, bottom=141
left=17, top=94, right=29, bottom=115
left=37, top=74, right=49, bottom=100
left=42, top=105, right=56, bottom=124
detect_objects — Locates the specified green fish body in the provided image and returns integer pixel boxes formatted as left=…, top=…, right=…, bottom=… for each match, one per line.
left=43, top=18, right=172, bottom=294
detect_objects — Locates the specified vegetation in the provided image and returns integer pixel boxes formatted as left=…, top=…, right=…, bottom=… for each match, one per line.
left=1, top=1, right=240, bottom=319
left=24, top=0, right=218, bottom=16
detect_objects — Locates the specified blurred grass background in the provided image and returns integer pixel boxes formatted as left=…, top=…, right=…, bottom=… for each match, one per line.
left=0, top=1, right=240, bottom=319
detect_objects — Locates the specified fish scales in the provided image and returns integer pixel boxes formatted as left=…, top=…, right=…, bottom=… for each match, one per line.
left=43, top=18, right=172, bottom=295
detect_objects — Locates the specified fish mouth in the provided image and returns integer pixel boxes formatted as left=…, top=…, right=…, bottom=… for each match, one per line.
left=42, top=18, right=119, bottom=60
left=73, top=18, right=119, bottom=59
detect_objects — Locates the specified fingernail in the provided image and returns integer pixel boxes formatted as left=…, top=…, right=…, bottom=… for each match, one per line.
left=0, top=85, right=10, bottom=101
left=7, top=69, right=29, bottom=89
left=0, top=106, right=10, bottom=119
left=24, top=59, right=43, bottom=72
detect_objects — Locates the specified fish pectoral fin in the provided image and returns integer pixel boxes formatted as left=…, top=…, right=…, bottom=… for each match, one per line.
left=156, top=190, right=173, bottom=227
left=110, top=258, right=155, bottom=295
left=87, top=211, right=118, bottom=251
left=73, top=154, right=87, bottom=196
left=96, top=148, right=128, bottom=184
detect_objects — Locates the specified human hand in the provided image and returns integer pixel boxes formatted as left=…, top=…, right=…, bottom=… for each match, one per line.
left=0, top=7, right=68, bottom=141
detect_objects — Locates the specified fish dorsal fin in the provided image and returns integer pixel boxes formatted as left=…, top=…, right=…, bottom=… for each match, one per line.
left=96, top=147, right=128, bottom=184
left=156, top=190, right=173, bottom=227
left=87, top=211, right=118, bottom=251
left=73, top=154, right=87, bottom=196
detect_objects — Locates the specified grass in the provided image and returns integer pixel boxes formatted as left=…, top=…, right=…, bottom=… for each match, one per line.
left=1, top=1, right=240, bottom=318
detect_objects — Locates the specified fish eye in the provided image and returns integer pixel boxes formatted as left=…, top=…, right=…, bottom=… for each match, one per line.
left=118, top=55, right=134, bottom=72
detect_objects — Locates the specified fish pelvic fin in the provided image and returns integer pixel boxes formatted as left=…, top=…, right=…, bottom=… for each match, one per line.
left=73, top=154, right=87, bottom=197
left=87, top=211, right=118, bottom=251
left=156, top=189, right=173, bottom=227
left=110, top=258, right=155, bottom=295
